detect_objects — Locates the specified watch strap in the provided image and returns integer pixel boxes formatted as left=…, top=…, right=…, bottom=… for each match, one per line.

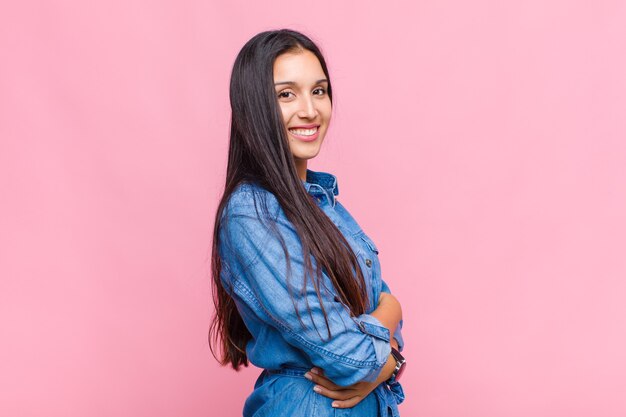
left=387, top=346, right=405, bottom=384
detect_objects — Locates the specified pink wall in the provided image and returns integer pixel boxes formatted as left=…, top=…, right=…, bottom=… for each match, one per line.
left=1, top=1, right=625, bottom=416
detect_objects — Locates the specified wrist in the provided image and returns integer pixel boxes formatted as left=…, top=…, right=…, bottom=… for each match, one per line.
left=377, top=352, right=398, bottom=385
left=387, top=346, right=406, bottom=384
left=391, top=337, right=399, bottom=351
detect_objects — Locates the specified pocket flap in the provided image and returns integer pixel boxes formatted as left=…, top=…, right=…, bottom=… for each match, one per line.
left=359, top=233, right=379, bottom=254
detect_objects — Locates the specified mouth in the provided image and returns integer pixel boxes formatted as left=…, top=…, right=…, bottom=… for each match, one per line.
left=288, top=125, right=320, bottom=137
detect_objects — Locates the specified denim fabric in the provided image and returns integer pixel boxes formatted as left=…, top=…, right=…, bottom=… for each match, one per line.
left=218, top=168, right=405, bottom=417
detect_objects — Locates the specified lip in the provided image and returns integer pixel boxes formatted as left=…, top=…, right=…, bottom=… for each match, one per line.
left=288, top=125, right=320, bottom=142
left=289, top=123, right=320, bottom=129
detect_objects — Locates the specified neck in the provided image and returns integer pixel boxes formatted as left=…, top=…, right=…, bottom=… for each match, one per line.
left=295, top=159, right=307, bottom=182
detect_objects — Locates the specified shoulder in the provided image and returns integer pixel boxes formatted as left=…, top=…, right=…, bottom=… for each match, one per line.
left=217, top=182, right=290, bottom=271
left=221, top=181, right=281, bottom=220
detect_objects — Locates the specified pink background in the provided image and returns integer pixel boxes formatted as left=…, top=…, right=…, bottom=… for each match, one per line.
left=1, top=1, right=625, bottom=416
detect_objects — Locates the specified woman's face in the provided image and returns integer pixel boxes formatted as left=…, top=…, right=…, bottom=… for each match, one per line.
left=273, top=49, right=332, bottom=166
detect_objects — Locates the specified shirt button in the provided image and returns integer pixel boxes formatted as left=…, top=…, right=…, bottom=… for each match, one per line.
left=365, top=259, right=372, bottom=267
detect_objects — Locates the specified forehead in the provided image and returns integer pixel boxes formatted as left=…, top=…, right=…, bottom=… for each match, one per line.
left=273, top=50, right=325, bottom=83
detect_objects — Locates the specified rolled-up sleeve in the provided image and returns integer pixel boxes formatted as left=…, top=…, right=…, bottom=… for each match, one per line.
left=380, top=279, right=405, bottom=352
left=219, top=204, right=392, bottom=387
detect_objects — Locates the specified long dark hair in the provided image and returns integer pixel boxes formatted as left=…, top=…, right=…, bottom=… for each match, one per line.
left=208, top=29, right=369, bottom=370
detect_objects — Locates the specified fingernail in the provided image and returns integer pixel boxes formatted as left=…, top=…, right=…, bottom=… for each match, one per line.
left=313, top=385, right=321, bottom=393
left=304, top=372, right=312, bottom=380
left=331, top=402, right=338, bottom=408
left=310, top=368, right=320, bottom=375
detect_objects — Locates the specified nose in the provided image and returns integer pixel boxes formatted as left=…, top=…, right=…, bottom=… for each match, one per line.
left=297, top=94, right=318, bottom=119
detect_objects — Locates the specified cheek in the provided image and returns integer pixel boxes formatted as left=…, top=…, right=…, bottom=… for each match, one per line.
left=278, top=104, right=289, bottom=123
left=321, top=100, right=332, bottom=120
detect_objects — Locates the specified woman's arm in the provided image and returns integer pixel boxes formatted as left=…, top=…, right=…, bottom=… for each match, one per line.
left=381, top=278, right=405, bottom=352
left=370, top=292, right=402, bottom=344
left=305, top=292, right=403, bottom=408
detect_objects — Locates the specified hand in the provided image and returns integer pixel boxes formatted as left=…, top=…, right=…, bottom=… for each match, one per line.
left=304, top=335, right=400, bottom=408
left=378, top=291, right=399, bottom=308
left=304, top=367, right=380, bottom=409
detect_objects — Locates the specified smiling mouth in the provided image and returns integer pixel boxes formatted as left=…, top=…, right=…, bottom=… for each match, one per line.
left=288, top=126, right=319, bottom=136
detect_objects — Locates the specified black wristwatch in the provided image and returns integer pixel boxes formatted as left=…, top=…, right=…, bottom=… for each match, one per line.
left=387, top=346, right=406, bottom=384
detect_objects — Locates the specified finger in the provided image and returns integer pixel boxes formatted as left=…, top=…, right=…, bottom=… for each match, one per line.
left=331, top=395, right=363, bottom=409
left=312, top=385, right=356, bottom=401
left=311, top=367, right=325, bottom=376
left=305, top=371, right=342, bottom=391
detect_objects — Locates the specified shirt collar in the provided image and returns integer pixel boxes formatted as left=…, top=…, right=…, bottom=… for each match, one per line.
left=301, top=168, right=339, bottom=207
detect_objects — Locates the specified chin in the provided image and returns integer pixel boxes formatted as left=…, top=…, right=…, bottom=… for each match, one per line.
left=294, top=154, right=319, bottom=162
left=291, top=142, right=323, bottom=158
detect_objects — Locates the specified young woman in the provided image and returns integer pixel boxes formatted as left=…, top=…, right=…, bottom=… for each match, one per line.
left=209, top=29, right=406, bottom=417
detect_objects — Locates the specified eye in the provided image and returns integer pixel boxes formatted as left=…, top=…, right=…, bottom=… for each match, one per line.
left=313, top=87, right=326, bottom=96
left=277, top=90, right=294, bottom=99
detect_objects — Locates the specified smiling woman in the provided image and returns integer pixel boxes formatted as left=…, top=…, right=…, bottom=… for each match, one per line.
left=209, top=29, right=406, bottom=417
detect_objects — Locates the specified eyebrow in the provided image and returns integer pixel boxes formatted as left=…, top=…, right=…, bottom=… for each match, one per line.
left=274, top=79, right=329, bottom=87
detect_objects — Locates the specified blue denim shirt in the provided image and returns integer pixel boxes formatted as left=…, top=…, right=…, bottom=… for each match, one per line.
left=218, top=169, right=405, bottom=417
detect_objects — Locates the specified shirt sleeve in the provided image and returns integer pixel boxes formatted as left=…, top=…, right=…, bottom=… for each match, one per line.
left=380, top=278, right=405, bottom=352
left=219, top=206, right=393, bottom=387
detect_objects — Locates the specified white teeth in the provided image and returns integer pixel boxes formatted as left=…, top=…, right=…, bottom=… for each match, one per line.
left=289, top=127, right=318, bottom=136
